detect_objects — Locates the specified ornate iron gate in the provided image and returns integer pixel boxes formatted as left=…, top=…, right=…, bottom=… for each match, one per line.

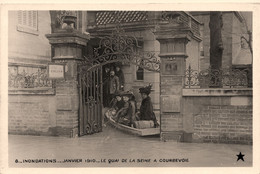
left=79, top=65, right=103, bottom=136
left=78, top=26, right=160, bottom=136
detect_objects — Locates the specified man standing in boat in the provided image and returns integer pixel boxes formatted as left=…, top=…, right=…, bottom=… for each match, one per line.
left=137, top=84, right=159, bottom=128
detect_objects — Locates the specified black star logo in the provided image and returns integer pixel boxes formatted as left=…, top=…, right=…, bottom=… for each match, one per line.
left=236, top=152, right=245, bottom=161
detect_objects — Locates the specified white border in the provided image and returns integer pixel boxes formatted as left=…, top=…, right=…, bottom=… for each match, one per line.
left=1, top=2, right=260, bottom=174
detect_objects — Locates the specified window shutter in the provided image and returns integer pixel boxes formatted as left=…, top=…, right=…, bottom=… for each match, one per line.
left=28, top=11, right=32, bottom=27
left=18, top=11, right=22, bottom=25
left=22, top=11, right=27, bottom=25
left=17, top=10, right=38, bottom=31
left=32, top=11, right=37, bottom=29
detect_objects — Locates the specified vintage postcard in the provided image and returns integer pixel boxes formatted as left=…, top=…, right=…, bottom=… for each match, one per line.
left=0, top=2, right=260, bottom=174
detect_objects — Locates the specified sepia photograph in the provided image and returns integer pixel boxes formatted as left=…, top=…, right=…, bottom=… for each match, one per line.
left=1, top=2, right=259, bottom=173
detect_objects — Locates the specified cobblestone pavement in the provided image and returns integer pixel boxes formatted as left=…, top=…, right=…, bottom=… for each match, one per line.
left=8, top=125, right=252, bottom=168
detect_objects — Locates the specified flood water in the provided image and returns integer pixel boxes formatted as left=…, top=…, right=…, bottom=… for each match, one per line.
left=8, top=123, right=252, bottom=168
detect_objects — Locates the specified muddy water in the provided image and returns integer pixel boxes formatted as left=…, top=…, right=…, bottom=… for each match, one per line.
left=8, top=124, right=252, bottom=167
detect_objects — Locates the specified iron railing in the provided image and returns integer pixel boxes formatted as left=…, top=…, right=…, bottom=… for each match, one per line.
left=185, top=65, right=252, bottom=88
left=8, top=66, right=52, bottom=89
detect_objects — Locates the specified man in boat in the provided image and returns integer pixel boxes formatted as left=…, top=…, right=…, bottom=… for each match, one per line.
left=136, top=84, right=159, bottom=128
left=115, top=91, right=136, bottom=127
left=109, top=91, right=124, bottom=116
left=105, top=91, right=124, bottom=121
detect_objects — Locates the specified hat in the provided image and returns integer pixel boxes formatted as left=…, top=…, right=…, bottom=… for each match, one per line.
left=115, top=62, right=122, bottom=68
left=121, top=90, right=134, bottom=97
left=110, top=67, right=115, bottom=72
left=113, top=91, right=122, bottom=97
left=139, top=84, right=152, bottom=95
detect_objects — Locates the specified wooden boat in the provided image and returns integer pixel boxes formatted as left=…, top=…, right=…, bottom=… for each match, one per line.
left=104, top=109, right=160, bottom=136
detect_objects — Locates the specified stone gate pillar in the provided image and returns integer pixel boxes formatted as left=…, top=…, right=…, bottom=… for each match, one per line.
left=154, top=22, right=192, bottom=142
left=46, top=30, right=89, bottom=137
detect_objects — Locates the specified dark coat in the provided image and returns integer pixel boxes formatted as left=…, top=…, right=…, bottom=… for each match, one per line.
left=139, top=96, right=156, bottom=121
left=115, top=70, right=125, bottom=90
left=110, top=98, right=124, bottom=111
left=109, top=75, right=120, bottom=94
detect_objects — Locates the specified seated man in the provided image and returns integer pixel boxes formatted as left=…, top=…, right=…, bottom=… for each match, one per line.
left=136, top=84, right=159, bottom=128
left=115, top=91, right=136, bottom=127
left=110, top=91, right=124, bottom=111
left=107, top=92, right=124, bottom=119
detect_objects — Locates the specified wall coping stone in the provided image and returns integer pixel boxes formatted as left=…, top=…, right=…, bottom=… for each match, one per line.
left=9, top=88, right=55, bottom=95
left=183, top=88, right=252, bottom=96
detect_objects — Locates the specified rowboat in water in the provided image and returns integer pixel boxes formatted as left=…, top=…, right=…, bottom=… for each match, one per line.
left=104, top=109, right=160, bottom=136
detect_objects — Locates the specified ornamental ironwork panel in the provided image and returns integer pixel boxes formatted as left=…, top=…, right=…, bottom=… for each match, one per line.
left=185, top=65, right=252, bottom=88
left=82, top=25, right=160, bottom=72
left=8, top=66, right=52, bottom=89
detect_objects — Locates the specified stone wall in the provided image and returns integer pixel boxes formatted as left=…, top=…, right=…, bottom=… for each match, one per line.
left=182, top=89, right=252, bottom=144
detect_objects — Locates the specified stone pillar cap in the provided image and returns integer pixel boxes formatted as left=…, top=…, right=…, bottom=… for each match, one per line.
left=46, top=30, right=90, bottom=46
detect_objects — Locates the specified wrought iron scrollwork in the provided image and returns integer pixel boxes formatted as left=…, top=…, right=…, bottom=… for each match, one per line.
left=185, top=65, right=252, bottom=88
left=8, top=67, right=52, bottom=89
left=92, top=121, right=99, bottom=133
left=79, top=25, right=160, bottom=72
left=85, top=123, right=92, bottom=134
left=185, top=65, right=199, bottom=88
left=87, top=96, right=96, bottom=108
left=85, top=121, right=100, bottom=134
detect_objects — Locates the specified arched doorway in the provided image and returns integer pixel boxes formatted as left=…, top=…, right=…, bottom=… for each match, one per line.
left=78, top=26, right=160, bottom=136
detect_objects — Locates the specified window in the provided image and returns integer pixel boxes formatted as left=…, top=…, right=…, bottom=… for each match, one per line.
left=17, top=11, right=38, bottom=35
left=136, top=59, right=144, bottom=81
left=136, top=66, right=144, bottom=81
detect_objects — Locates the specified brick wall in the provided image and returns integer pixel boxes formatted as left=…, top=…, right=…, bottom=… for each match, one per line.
left=194, top=105, right=252, bottom=144
left=182, top=89, right=252, bottom=144
left=8, top=81, right=79, bottom=137
left=161, top=113, right=183, bottom=131
left=8, top=95, right=56, bottom=136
